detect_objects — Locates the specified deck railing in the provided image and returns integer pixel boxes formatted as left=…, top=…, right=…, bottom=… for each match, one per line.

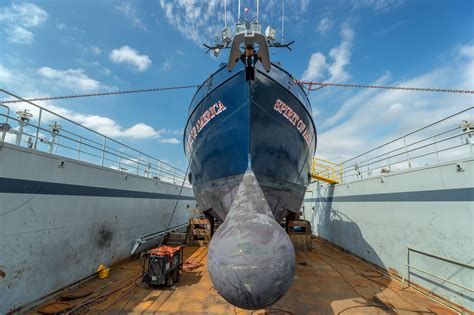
left=0, top=89, right=187, bottom=185
left=311, top=157, right=342, bottom=184
left=338, top=107, right=474, bottom=183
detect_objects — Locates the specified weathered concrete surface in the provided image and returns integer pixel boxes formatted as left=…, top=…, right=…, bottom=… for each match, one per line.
left=28, top=239, right=460, bottom=314
left=208, top=170, right=296, bottom=309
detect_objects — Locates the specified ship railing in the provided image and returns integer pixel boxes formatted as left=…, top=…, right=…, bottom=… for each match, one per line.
left=338, top=106, right=474, bottom=183
left=0, top=90, right=188, bottom=185
left=0, top=104, right=9, bottom=123
left=311, top=157, right=342, bottom=184
left=402, top=247, right=474, bottom=293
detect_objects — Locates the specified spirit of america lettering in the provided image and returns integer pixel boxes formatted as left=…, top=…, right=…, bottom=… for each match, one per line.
left=273, top=99, right=313, bottom=147
left=187, top=101, right=227, bottom=148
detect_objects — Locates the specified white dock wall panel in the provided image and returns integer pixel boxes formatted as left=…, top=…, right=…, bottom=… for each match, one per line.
left=303, top=158, right=473, bottom=310
left=0, top=144, right=194, bottom=313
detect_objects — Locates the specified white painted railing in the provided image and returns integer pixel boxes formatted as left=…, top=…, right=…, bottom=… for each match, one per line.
left=0, top=89, right=187, bottom=185
left=339, top=107, right=474, bottom=183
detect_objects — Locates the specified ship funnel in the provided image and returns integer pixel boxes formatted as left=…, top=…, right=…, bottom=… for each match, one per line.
left=208, top=170, right=296, bottom=310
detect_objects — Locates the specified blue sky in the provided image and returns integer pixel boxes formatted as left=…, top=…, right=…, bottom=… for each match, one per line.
left=0, top=0, right=473, bottom=168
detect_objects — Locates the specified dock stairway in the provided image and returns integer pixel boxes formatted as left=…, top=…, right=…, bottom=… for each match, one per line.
left=310, top=157, right=342, bottom=184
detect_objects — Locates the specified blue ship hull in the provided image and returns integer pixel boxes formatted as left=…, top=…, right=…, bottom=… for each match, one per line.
left=184, top=63, right=317, bottom=222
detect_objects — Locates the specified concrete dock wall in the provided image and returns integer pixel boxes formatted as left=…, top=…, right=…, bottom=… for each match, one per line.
left=0, top=143, right=194, bottom=313
left=303, top=157, right=473, bottom=310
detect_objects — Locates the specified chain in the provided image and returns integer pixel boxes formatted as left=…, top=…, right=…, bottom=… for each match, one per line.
left=0, top=84, right=201, bottom=104
left=1, top=81, right=472, bottom=105
left=295, top=81, right=474, bottom=94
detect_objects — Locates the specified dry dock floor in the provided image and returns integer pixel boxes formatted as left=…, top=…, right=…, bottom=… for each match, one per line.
left=30, top=238, right=459, bottom=314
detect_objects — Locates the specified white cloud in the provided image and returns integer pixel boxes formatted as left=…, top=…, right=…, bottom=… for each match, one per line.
left=40, top=104, right=179, bottom=142
left=37, top=67, right=105, bottom=92
left=350, top=0, right=405, bottom=11
left=161, top=59, right=172, bottom=71
left=0, top=64, right=179, bottom=144
left=0, top=3, right=48, bottom=44
left=0, top=3, right=48, bottom=27
left=0, top=63, right=178, bottom=144
left=302, top=53, right=327, bottom=81
left=5, top=26, right=33, bottom=44
left=0, top=64, right=12, bottom=82
left=159, top=0, right=309, bottom=48
left=459, top=45, right=474, bottom=59
left=75, top=59, right=112, bottom=76
left=301, top=25, right=354, bottom=83
left=90, top=46, right=102, bottom=55
left=314, top=45, right=474, bottom=163
left=116, top=2, right=147, bottom=31
left=48, top=107, right=180, bottom=142
left=320, top=72, right=391, bottom=128
left=300, top=0, right=310, bottom=11
left=109, top=46, right=152, bottom=72
left=317, top=17, right=333, bottom=35
left=159, top=137, right=180, bottom=144
left=159, top=0, right=218, bottom=46
left=117, top=123, right=160, bottom=138
left=163, top=128, right=183, bottom=136
left=374, top=20, right=407, bottom=36
left=327, top=26, right=353, bottom=82
left=1, top=99, right=178, bottom=143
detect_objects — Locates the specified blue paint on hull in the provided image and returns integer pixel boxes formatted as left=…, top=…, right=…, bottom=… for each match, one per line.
left=184, top=63, right=317, bottom=221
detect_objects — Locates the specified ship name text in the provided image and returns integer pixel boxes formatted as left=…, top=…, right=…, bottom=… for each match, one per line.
left=187, top=101, right=227, bottom=149
left=274, top=99, right=313, bottom=147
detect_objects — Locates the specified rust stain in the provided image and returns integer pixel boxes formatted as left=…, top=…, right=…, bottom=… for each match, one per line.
left=97, top=225, right=113, bottom=248
left=388, top=267, right=399, bottom=275
left=0, top=269, right=5, bottom=279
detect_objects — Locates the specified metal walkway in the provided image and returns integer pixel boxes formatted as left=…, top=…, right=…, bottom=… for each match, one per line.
left=311, top=157, right=342, bottom=184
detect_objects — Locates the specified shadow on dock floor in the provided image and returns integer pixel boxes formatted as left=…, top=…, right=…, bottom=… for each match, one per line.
left=29, top=239, right=457, bottom=314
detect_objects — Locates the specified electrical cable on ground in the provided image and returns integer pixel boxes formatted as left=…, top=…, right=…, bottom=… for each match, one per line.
left=162, top=93, right=223, bottom=260
left=321, top=240, right=463, bottom=314
left=315, top=239, right=456, bottom=314
left=65, top=281, right=136, bottom=314
left=157, top=160, right=192, bottom=248
left=318, top=254, right=433, bottom=314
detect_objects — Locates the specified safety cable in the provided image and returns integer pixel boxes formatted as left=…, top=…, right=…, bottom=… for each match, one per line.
left=1, top=81, right=472, bottom=105
left=0, top=84, right=200, bottom=104
left=295, top=81, right=474, bottom=94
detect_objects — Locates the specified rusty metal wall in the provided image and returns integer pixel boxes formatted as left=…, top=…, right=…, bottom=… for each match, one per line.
left=303, top=157, right=474, bottom=310
left=0, top=143, right=194, bottom=314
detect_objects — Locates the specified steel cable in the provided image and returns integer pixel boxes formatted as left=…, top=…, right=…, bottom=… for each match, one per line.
left=1, top=81, right=472, bottom=105
left=296, top=81, right=474, bottom=94
left=0, top=84, right=201, bottom=104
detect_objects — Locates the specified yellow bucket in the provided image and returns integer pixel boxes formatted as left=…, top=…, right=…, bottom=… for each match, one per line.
left=96, top=264, right=110, bottom=279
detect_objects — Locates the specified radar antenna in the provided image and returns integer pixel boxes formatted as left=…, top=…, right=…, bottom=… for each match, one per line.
left=203, top=0, right=294, bottom=80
